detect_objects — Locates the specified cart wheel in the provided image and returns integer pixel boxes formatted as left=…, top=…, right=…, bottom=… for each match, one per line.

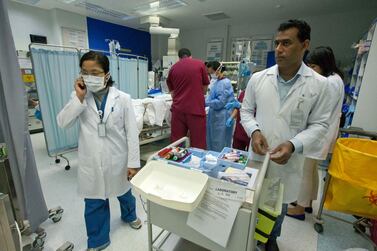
left=32, top=234, right=46, bottom=250
left=314, top=223, right=324, bottom=233
left=52, top=215, right=62, bottom=223
left=354, top=224, right=366, bottom=233
left=65, top=165, right=70, bottom=171
left=32, top=239, right=45, bottom=250
left=55, top=158, right=61, bottom=164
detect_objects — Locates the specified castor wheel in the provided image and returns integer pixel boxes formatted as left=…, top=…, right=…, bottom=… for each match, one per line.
left=65, top=165, right=70, bottom=170
left=52, top=216, right=62, bottom=223
left=55, top=158, right=61, bottom=164
left=32, top=238, right=45, bottom=250
left=314, top=223, right=323, bottom=233
left=56, top=241, right=74, bottom=251
left=49, top=206, right=64, bottom=223
left=32, top=231, right=46, bottom=249
left=354, top=224, right=366, bottom=233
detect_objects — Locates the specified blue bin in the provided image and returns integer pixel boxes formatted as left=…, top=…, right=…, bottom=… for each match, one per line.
left=169, top=148, right=206, bottom=170
left=218, top=147, right=250, bottom=170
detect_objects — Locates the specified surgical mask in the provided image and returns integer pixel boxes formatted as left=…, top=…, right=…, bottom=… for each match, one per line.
left=210, top=73, right=217, bottom=79
left=82, top=75, right=106, bottom=93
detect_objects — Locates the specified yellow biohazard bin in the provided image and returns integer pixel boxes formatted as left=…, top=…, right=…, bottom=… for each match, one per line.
left=324, top=138, right=377, bottom=219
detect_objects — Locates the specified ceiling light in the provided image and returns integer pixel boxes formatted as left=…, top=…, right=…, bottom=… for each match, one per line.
left=14, top=0, right=40, bottom=5
left=57, top=0, right=77, bottom=3
left=149, top=1, right=160, bottom=8
left=75, top=1, right=133, bottom=20
left=133, top=0, right=187, bottom=15
left=203, top=12, right=230, bottom=21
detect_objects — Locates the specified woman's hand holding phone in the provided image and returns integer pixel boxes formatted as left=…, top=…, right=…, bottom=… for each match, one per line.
left=75, top=76, right=86, bottom=103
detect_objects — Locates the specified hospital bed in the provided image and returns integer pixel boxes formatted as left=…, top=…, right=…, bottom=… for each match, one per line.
left=135, top=137, right=275, bottom=251
left=133, top=94, right=172, bottom=145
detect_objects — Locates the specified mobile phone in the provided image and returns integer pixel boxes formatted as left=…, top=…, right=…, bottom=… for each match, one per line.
left=78, top=75, right=86, bottom=90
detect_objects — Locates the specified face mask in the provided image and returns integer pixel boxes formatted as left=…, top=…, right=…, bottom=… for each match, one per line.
left=210, top=73, right=217, bottom=79
left=82, top=75, right=106, bottom=93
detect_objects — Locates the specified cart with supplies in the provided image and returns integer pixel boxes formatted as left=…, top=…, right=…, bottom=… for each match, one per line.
left=131, top=137, right=284, bottom=251
left=314, top=127, right=377, bottom=250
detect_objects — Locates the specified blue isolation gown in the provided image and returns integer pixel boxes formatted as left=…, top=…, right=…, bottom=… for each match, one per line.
left=206, top=77, right=235, bottom=152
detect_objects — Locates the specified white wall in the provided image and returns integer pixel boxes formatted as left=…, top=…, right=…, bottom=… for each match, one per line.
left=180, top=25, right=229, bottom=61
left=8, top=2, right=58, bottom=50
left=8, top=2, right=87, bottom=51
left=181, top=9, right=377, bottom=67
left=151, top=34, right=168, bottom=65
left=8, top=2, right=162, bottom=64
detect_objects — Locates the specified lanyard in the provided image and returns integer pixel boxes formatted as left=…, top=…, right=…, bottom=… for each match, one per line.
left=95, top=93, right=108, bottom=122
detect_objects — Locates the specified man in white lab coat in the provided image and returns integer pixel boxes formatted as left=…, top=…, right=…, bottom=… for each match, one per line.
left=241, top=20, right=332, bottom=251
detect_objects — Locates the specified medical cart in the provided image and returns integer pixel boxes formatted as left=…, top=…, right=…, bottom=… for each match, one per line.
left=137, top=137, right=275, bottom=251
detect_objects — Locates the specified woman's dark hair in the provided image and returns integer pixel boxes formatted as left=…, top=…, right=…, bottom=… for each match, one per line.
left=80, top=51, right=114, bottom=86
left=306, top=46, right=344, bottom=79
left=207, top=61, right=226, bottom=72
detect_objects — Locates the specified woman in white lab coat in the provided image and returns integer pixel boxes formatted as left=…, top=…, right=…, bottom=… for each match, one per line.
left=57, top=51, right=142, bottom=251
left=287, top=46, right=345, bottom=220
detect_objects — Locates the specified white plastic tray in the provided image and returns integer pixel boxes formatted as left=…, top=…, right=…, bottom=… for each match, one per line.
left=131, top=160, right=209, bottom=212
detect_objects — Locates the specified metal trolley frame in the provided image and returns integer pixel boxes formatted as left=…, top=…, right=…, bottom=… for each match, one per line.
left=313, top=127, right=377, bottom=250
left=144, top=137, right=271, bottom=251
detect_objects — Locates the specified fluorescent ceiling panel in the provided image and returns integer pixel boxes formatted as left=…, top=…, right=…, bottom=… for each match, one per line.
left=203, top=12, right=230, bottom=21
left=133, top=0, right=187, bottom=15
left=75, top=1, right=133, bottom=20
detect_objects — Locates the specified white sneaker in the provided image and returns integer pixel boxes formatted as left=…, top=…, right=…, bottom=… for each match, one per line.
left=87, top=241, right=110, bottom=251
left=129, top=218, right=142, bottom=230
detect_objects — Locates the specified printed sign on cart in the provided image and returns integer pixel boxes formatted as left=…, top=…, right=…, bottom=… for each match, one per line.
left=209, top=178, right=246, bottom=202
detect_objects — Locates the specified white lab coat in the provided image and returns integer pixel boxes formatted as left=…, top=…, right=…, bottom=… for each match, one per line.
left=241, top=64, right=332, bottom=203
left=321, top=73, right=344, bottom=155
left=296, top=74, right=344, bottom=206
left=57, top=87, right=140, bottom=199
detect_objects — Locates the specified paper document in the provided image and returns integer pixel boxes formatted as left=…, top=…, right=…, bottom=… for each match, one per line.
left=218, top=167, right=259, bottom=189
left=187, top=179, right=242, bottom=247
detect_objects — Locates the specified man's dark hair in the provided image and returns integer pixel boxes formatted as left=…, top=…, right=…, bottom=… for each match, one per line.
left=278, top=19, right=311, bottom=42
left=178, top=48, right=191, bottom=58
left=80, top=51, right=114, bottom=86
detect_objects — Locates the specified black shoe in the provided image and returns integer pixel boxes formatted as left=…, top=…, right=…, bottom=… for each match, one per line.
left=290, top=202, right=313, bottom=214
left=265, top=239, right=280, bottom=251
left=305, top=207, right=313, bottom=214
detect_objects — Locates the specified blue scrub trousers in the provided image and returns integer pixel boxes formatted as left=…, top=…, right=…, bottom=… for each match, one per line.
left=270, top=203, right=288, bottom=240
left=84, top=189, right=137, bottom=248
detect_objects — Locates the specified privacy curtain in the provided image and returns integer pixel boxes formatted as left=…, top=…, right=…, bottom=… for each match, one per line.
left=0, top=0, right=48, bottom=231
left=31, top=48, right=80, bottom=155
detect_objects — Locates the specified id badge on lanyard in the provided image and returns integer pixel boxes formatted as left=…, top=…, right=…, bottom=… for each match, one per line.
left=97, top=110, right=106, bottom=137
left=290, top=98, right=305, bottom=129
left=96, top=94, right=108, bottom=137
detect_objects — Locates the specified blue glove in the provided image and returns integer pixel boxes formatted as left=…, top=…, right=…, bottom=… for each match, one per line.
left=233, top=101, right=241, bottom=109
left=226, top=117, right=234, bottom=127
left=225, top=102, right=233, bottom=110
left=225, top=101, right=241, bottom=110
left=205, top=99, right=209, bottom=107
